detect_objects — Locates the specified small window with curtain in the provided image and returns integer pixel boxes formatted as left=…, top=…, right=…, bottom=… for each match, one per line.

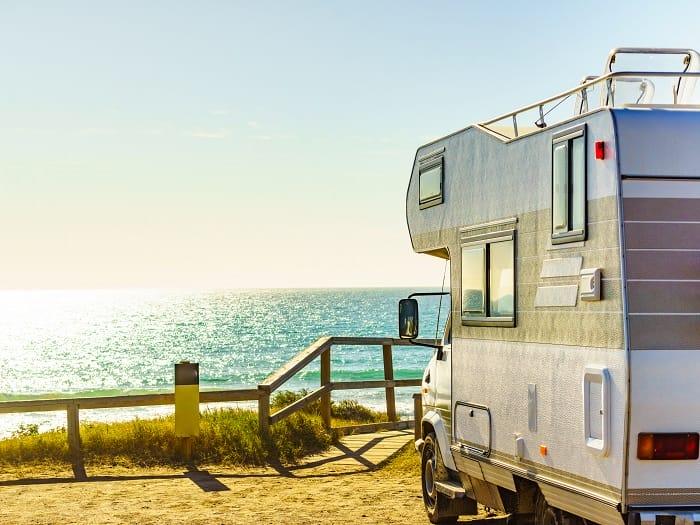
left=418, top=147, right=445, bottom=209
left=460, top=225, right=515, bottom=327
left=552, top=125, right=586, bottom=244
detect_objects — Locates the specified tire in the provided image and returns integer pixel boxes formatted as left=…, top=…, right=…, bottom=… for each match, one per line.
left=421, top=432, right=459, bottom=524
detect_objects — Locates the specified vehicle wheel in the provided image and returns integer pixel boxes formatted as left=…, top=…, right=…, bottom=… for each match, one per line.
left=422, top=432, right=458, bottom=524
left=534, top=492, right=585, bottom=525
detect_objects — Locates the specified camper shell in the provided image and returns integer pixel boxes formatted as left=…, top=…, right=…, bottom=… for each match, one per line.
left=404, top=49, right=700, bottom=525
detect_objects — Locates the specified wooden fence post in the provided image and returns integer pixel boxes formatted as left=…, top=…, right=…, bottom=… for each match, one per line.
left=413, top=393, right=423, bottom=442
left=382, top=344, right=397, bottom=422
left=320, top=347, right=331, bottom=429
left=66, top=401, right=86, bottom=480
left=257, top=387, right=270, bottom=436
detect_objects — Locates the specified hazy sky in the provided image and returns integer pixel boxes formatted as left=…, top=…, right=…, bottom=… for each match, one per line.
left=2, top=1, right=699, bottom=289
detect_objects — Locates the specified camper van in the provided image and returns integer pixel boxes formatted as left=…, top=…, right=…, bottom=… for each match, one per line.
left=399, top=48, right=700, bottom=525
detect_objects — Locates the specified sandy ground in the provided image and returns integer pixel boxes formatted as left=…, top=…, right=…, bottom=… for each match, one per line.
left=0, top=467, right=414, bottom=524
left=0, top=430, right=497, bottom=525
left=0, top=430, right=494, bottom=525
left=0, top=462, right=433, bottom=524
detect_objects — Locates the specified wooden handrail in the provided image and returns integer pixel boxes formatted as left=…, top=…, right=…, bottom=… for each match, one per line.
left=331, top=337, right=439, bottom=346
left=258, top=336, right=333, bottom=393
left=330, top=379, right=421, bottom=390
left=200, top=389, right=260, bottom=404
left=269, top=385, right=330, bottom=425
left=257, top=336, right=428, bottom=431
left=259, top=336, right=432, bottom=397
left=334, top=420, right=414, bottom=434
left=0, top=389, right=260, bottom=414
left=0, top=393, right=175, bottom=414
left=265, top=378, right=423, bottom=426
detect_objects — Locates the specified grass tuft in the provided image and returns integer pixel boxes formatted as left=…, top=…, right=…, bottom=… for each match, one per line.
left=0, top=392, right=386, bottom=468
left=379, top=442, right=420, bottom=476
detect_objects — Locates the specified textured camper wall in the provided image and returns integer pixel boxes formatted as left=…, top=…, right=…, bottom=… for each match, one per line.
left=406, top=109, right=623, bottom=350
left=406, top=109, right=629, bottom=501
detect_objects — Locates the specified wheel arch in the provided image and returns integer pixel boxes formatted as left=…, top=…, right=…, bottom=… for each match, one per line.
left=421, top=410, right=457, bottom=471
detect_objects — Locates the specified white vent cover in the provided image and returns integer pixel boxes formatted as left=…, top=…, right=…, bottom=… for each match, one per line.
left=583, top=366, right=610, bottom=456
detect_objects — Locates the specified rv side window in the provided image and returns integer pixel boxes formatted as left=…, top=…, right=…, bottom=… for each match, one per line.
left=461, top=233, right=515, bottom=327
left=418, top=153, right=444, bottom=210
left=461, top=246, right=485, bottom=315
left=552, top=125, right=586, bottom=244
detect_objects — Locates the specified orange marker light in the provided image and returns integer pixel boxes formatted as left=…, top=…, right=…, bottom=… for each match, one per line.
left=539, top=444, right=548, bottom=457
left=637, top=433, right=654, bottom=459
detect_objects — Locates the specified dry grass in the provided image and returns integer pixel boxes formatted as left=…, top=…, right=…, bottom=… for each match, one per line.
left=0, top=391, right=385, bottom=468
left=378, top=441, right=420, bottom=476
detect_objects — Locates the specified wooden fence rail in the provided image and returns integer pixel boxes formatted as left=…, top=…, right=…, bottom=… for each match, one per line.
left=0, top=336, right=432, bottom=479
left=257, top=337, right=435, bottom=435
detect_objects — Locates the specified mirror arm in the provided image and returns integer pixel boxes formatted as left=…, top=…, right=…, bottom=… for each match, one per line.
left=408, top=339, right=443, bottom=351
left=406, top=291, right=450, bottom=351
left=407, top=292, right=450, bottom=299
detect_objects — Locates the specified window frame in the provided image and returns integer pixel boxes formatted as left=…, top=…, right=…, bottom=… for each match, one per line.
left=418, top=148, right=445, bottom=210
left=551, top=124, right=587, bottom=245
left=460, top=229, right=516, bottom=328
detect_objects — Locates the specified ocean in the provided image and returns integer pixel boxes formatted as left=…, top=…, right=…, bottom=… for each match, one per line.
left=0, top=288, right=449, bottom=437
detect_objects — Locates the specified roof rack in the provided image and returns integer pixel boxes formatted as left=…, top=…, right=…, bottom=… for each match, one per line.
left=479, top=66, right=700, bottom=141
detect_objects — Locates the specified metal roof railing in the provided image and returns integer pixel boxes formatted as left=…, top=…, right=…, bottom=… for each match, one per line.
left=478, top=71, right=700, bottom=141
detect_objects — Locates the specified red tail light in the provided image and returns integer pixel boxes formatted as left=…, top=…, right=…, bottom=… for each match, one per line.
left=595, top=140, right=605, bottom=160
left=637, top=433, right=699, bottom=460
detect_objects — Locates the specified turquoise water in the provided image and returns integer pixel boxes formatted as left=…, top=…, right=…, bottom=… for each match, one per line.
left=0, top=288, right=449, bottom=436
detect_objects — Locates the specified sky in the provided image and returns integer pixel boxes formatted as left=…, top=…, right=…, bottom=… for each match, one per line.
left=1, top=1, right=699, bottom=289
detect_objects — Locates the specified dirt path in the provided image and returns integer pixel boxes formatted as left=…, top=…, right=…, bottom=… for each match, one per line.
left=0, top=430, right=489, bottom=524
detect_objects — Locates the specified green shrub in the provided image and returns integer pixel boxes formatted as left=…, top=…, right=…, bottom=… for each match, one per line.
left=332, top=400, right=384, bottom=423
left=11, top=423, right=40, bottom=438
left=271, top=389, right=314, bottom=412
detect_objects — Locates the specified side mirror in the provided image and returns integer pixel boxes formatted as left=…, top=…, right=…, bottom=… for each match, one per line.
left=398, top=298, right=419, bottom=339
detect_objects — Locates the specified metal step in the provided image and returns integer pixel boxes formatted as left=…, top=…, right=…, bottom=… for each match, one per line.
left=435, top=480, right=466, bottom=499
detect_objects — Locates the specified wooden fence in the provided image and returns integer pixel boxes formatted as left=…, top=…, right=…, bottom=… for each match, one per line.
left=0, top=336, right=431, bottom=478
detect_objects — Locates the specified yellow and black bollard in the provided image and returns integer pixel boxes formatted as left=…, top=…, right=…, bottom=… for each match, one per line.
left=174, top=361, right=199, bottom=461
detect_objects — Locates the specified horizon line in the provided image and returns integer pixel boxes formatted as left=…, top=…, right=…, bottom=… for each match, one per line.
left=0, top=285, right=446, bottom=292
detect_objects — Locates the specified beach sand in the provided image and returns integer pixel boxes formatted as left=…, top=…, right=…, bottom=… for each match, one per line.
left=0, top=460, right=444, bottom=524
left=0, top=464, right=422, bottom=524
left=0, top=431, right=492, bottom=524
